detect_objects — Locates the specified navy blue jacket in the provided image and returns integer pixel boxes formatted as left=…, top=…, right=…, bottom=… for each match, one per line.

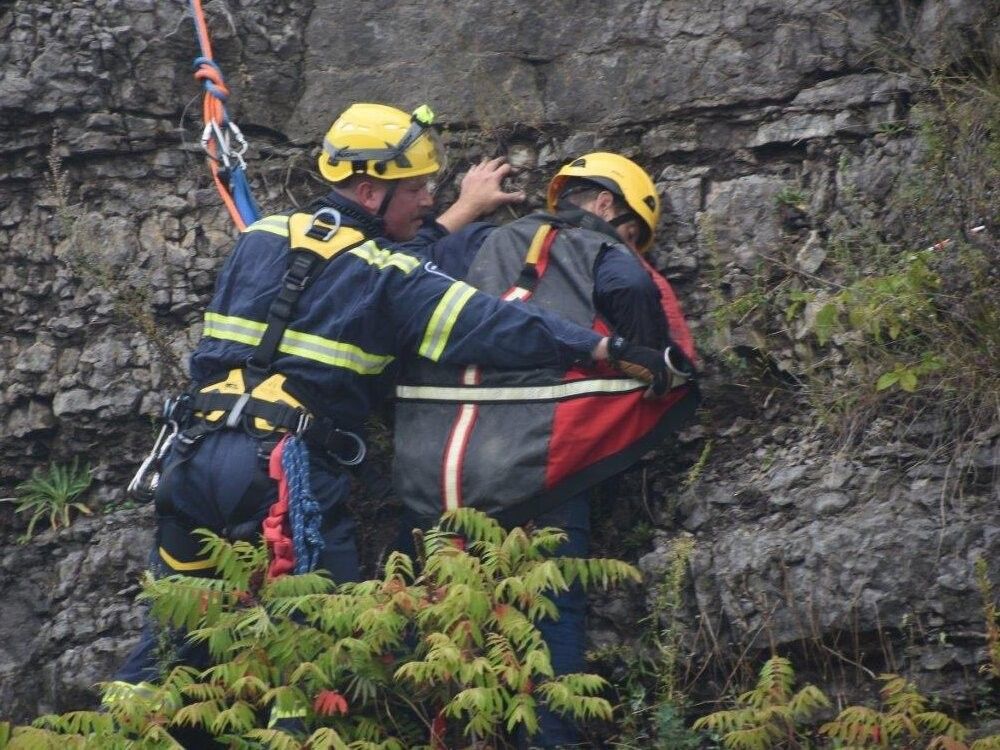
left=189, top=192, right=601, bottom=428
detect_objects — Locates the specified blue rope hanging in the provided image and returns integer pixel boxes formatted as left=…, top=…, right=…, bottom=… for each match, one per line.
left=280, top=436, right=325, bottom=574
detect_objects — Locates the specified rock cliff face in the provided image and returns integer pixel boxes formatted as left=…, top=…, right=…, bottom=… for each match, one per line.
left=1, top=0, right=997, bottom=724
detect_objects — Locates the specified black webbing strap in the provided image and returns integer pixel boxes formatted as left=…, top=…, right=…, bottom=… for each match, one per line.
left=191, top=392, right=306, bottom=432
left=246, top=250, right=319, bottom=378
left=188, top=391, right=363, bottom=463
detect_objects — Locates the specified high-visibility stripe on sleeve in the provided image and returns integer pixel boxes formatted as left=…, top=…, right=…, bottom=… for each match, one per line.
left=204, top=311, right=266, bottom=346
left=418, top=281, right=478, bottom=361
left=242, top=215, right=289, bottom=237
left=349, top=241, right=421, bottom=274
left=396, top=378, right=645, bottom=402
left=202, top=311, right=394, bottom=375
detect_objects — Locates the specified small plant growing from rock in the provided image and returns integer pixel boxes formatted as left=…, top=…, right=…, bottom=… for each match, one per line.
left=692, top=655, right=830, bottom=749
left=820, top=673, right=968, bottom=748
left=3, top=458, right=93, bottom=542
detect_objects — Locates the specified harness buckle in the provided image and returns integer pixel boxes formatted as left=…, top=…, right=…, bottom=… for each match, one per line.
left=283, top=269, right=310, bottom=292
left=296, top=411, right=313, bottom=435
left=224, top=393, right=252, bottom=429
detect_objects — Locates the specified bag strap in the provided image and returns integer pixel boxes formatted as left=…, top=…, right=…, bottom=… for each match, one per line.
left=508, top=223, right=560, bottom=299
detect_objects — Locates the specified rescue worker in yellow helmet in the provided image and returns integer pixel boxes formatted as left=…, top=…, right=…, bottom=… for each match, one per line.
left=547, top=150, right=662, bottom=252
left=115, top=108, right=679, bottom=692
left=392, top=151, right=698, bottom=748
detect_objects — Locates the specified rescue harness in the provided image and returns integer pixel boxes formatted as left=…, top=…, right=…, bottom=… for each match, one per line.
left=129, top=208, right=369, bottom=577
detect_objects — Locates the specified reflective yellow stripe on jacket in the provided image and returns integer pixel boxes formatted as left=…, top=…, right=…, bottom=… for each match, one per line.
left=203, top=311, right=394, bottom=374
left=243, top=215, right=289, bottom=237
left=350, top=240, right=421, bottom=274
left=418, top=281, right=478, bottom=361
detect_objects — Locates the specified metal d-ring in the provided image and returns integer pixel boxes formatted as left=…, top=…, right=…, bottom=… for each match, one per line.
left=308, top=207, right=342, bottom=241
left=333, top=429, right=366, bottom=466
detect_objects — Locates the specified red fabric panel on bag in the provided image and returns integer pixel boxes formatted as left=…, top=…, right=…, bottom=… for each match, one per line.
left=639, top=255, right=697, bottom=363
left=545, top=387, right=686, bottom=488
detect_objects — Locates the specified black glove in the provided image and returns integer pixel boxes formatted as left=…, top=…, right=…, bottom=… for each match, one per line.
left=608, top=336, right=695, bottom=395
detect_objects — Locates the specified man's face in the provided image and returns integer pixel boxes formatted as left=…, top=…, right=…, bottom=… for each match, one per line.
left=379, top=176, right=435, bottom=241
left=614, top=219, right=642, bottom=253
left=583, top=190, right=643, bottom=253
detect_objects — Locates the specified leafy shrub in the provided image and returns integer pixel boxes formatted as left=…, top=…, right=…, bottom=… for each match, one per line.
left=2, top=509, right=639, bottom=749
left=710, top=50, right=999, bottom=459
left=821, top=674, right=972, bottom=749
left=692, top=656, right=830, bottom=750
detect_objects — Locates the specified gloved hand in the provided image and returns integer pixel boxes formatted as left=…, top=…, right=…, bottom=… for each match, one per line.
left=607, top=336, right=695, bottom=396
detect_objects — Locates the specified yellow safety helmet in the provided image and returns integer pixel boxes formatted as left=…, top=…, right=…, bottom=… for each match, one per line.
left=547, top=152, right=661, bottom=252
left=318, top=103, right=444, bottom=183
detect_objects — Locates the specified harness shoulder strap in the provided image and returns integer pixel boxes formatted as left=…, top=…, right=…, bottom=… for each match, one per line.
left=246, top=208, right=366, bottom=378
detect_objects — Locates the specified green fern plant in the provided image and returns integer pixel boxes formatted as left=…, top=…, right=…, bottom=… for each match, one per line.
left=3, top=459, right=93, bottom=541
left=819, top=673, right=968, bottom=749
left=8, top=509, right=639, bottom=749
left=692, top=655, right=830, bottom=750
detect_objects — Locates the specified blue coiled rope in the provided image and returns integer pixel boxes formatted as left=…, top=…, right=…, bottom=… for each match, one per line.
left=280, top=437, right=325, bottom=574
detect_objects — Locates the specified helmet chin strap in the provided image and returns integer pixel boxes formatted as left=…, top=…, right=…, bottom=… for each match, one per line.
left=376, top=178, right=399, bottom=218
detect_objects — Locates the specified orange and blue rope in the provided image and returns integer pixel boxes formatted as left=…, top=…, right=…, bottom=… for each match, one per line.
left=189, top=0, right=260, bottom=230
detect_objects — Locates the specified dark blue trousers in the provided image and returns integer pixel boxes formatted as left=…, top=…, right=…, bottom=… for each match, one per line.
left=115, top=430, right=361, bottom=684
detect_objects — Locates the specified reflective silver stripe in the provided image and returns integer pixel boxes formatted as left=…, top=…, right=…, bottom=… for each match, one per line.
left=443, top=403, right=477, bottom=511
left=204, top=312, right=266, bottom=346
left=396, top=378, right=645, bottom=402
left=441, top=365, right=482, bottom=511
left=504, top=287, right=531, bottom=301
left=281, top=329, right=394, bottom=374
left=419, top=281, right=478, bottom=361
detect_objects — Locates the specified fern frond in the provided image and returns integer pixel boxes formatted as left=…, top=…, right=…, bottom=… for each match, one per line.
left=438, top=508, right=504, bottom=545
left=723, top=724, right=777, bottom=750
left=504, top=691, right=539, bottom=735
left=7, top=726, right=75, bottom=750
left=382, top=551, right=415, bottom=581
left=754, top=656, right=795, bottom=706
left=917, top=711, right=967, bottom=740
left=210, top=700, right=257, bottom=734
left=693, top=708, right=754, bottom=736
left=244, top=728, right=302, bottom=750
left=171, top=699, right=221, bottom=729
left=787, top=683, right=832, bottom=720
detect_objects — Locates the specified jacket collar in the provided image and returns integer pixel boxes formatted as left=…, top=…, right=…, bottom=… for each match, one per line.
left=308, top=190, right=385, bottom=239
left=553, top=206, right=623, bottom=244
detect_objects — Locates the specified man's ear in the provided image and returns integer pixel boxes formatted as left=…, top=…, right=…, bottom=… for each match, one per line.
left=353, top=178, right=386, bottom=213
left=592, top=190, right=617, bottom=220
